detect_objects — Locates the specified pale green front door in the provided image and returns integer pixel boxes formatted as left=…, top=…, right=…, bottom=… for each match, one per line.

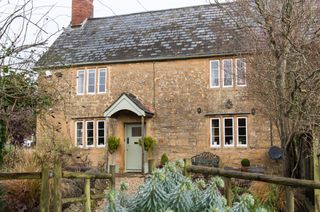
left=125, top=124, right=143, bottom=172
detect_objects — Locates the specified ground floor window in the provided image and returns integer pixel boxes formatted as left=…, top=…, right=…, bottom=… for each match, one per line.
left=75, top=119, right=106, bottom=148
left=75, top=121, right=84, bottom=147
left=210, top=116, right=248, bottom=148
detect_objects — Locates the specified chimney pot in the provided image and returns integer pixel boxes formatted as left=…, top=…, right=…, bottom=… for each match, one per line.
left=71, top=0, right=94, bottom=26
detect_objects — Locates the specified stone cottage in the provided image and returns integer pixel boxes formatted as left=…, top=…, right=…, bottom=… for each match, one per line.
left=36, top=0, right=279, bottom=173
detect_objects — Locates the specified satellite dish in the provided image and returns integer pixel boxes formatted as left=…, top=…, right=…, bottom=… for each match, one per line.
left=268, top=146, right=283, bottom=160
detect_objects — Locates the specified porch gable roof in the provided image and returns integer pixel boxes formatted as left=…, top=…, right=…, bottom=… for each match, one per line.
left=104, top=93, right=154, bottom=117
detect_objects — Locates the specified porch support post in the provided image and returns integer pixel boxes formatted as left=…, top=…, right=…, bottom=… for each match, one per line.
left=141, top=116, right=145, bottom=174
left=105, top=117, right=109, bottom=172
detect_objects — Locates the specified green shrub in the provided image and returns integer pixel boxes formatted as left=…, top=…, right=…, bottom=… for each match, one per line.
left=138, top=136, right=156, bottom=152
left=103, top=160, right=267, bottom=212
left=160, top=153, right=169, bottom=166
left=241, top=159, right=250, bottom=167
left=108, top=136, right=120, bottom=154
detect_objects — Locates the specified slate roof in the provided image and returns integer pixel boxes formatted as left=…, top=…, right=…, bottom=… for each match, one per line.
left=37, top=3, right=247, bottom=68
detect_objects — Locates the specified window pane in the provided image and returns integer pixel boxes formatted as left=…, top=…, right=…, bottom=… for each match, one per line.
left=238, top=118, right=247, bottom=146
left=76, top=122, right=83, bottom=146
left=223, top=59, right=233, bottom=86
left=97, top=121, right=105, bottom=146
left=238, top=118, right=246, bottom=127
left=87, top=70, right=96, bottom=93
left=239, top=136, right=247, bottom=145
left=239, top=128, right=246, bottom=135
left=132, top=127, right=142, bottom=137
left=211, top=119, right=220, bottom=146
left=224, top=118, right=234, bottom=146
left=210, top=60, right=220, bottom=87
left=99, top=69, right=106, bottom=93
left=237, top=59, right=246, bottom=86
left=77, top=71, right=85, bottom=94
left=225, top=118, right=233, bottom=126
left=225, top=128, right=233, bottom=135
left=86, top=122, right=94, bottom=146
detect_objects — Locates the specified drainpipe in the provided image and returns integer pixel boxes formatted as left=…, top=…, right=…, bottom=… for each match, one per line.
left=141, top=116, right=145, bottom=174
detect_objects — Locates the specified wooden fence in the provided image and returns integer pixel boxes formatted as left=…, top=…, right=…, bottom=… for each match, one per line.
left=0, top=163, right=115, bottom=212
left=182, top=158, right=320, bottom=212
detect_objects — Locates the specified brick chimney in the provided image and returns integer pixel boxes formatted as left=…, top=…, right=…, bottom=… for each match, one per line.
left=71, top=0, right=94, bottom=26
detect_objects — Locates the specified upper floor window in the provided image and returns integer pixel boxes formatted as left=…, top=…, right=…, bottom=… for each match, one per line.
left=223, top=59, right=233, bottom=87
left=98, top=68, right=107, bottom=93
left=210, top=60, right=220, bottom=88
left=76, top=70, right=85, bottom=95
left=210, top=58, right=246, bottom=88
left=75, top=121, right=84, bottom=147
left=236, top=59, right=246, bottom=86
left=87, top=70, right=96, bottom=94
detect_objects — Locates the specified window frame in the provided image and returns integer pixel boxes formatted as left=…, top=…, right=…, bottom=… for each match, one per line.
left=236, top=58, right=247, bottom=87
left=75, top=121, right=84, bottom=148
left=96, top=120, right=106, bottom=147
left=210, top=118, right=221, bottom=148
left=98, top=68, right=107, bottom=94
left=237, top=117, right=248, bottom=147
left=76, top=70, right=85, bottom=95
left=86, top=69, right=96, bottom=94
left=86, top=120, right=95, bottom=148
left=222, top=59, right=233, bottom=88
left=223, top=117, right=234, bottom=147
left=210, top=60, right=220, bottom=88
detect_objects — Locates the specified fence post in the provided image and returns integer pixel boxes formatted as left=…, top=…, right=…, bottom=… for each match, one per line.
left=84, top=178, right=91, bottom=212
left=223, top=177, right=233, bottom=207
left=40, top=164, right=50, bottom=212
left=148, top=159, right=155, bottom=174
left=183, top=158, right=191, bottom=177
left=285, top=186, right=294, bottom=212
left=53, top=161, right=62, bottom=212
left=110, top=165, right=116, bottom=189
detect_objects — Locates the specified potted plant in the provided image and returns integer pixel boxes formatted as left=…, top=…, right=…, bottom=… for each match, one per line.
left=138, top=136, right=157, bottom=152
left=107, top=136, right=120, bottom=172
left=241, top=158, right=250, bottom=172
left=158, top=153, right=169, bottom=168
left=139, top=136, right=157, bottom=172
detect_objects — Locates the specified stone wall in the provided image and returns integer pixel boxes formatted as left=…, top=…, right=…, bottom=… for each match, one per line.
left=37, top=57, right=280, bottom=173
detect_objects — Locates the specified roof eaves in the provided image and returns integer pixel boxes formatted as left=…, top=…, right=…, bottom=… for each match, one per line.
left=34, top=51, right=250, bottom=70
